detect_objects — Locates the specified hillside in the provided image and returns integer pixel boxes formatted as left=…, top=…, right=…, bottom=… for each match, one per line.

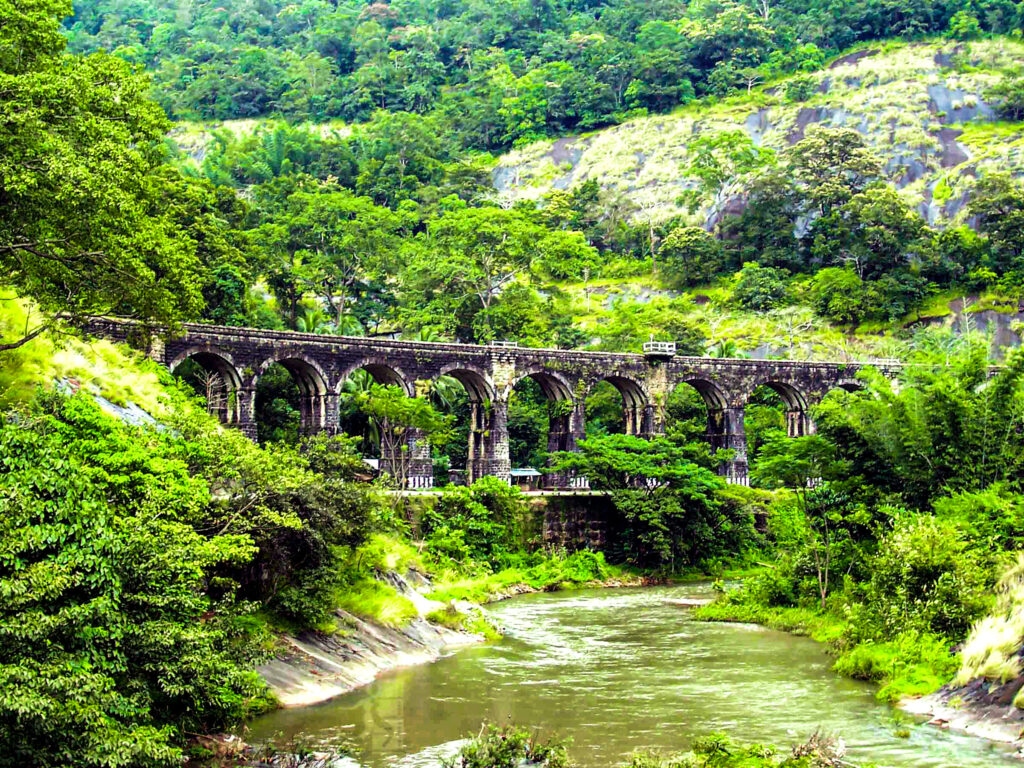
left=493, top=39, right=1024, bottom=228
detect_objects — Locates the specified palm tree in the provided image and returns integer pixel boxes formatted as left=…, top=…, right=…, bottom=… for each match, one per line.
left=710, top=339, right=745, bottom=358
left=296, top=308, right=332, bottom=334
left=338, top=369, right=380, bottom=453
left=333, top=313, right=365, bottom=337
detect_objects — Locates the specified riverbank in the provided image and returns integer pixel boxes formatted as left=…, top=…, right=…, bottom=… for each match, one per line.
left=692, top=600, right=1024, bottom=754
left=900, top=671, right=1024, bottom=747
left=257, top=570, right=485, bottom=708
left=257, top=555, right=654, bottom=709
left=245, top=582, right=1020, bottom=768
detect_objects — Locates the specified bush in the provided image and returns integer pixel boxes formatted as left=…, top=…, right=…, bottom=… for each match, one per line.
left=422, top=479, right=526, bottom=564
left=444, top=725, right=569, bottom=768
left=856, top=513, right=990, bottom=641
left=731, top=262, right=789, bottom=311
left=0, top=398, right=271, bottom=768
left=807, top=268, right=864, bottom=324
left=833, top=632, right=959, bottom=702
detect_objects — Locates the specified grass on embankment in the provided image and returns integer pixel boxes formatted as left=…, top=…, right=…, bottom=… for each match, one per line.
left=425, top=550, right=637, bottom=604
left=694, top=601, right=958, bottom=703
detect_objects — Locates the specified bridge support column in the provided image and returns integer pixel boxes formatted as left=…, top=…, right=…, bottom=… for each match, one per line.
left=297, top=390, right=329, bottom=437
left=484, top=399, right=511, bottom=484
left=786, top=409, right=814, bottom=437
left=322, top=392, right=339, bottom=435
left=708, top=405, right=748, bottom=486
left=464, top=399, right=511, bottom=484
left=544, top=401, right=588, bottom=490
left=407, top=428, right=434, bottom=489
left=380, top=427, right=434, bottom=489
left=237, top=386, right=258, bottom=441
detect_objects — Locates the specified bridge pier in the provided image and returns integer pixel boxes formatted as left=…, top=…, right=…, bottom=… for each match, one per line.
left=709, top=405, right=749, bottom=487
left=544, top=401, right=588, bottom=490
left=407, top=427, right=434, bottom=489
left=236, top=386, right=258, bottom=440
left=786, top=409, right=814, bottom=437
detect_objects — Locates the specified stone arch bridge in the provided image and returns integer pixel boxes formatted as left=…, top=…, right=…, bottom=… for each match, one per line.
left=89, top=321, right=895, bottom=488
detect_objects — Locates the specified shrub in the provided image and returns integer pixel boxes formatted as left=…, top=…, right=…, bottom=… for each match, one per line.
left=0, top=399, right=270, bottom=767
left=422, top=479, right=527, bottom=564
left=444, top=725, right=569, bottom=768
left=858, top=513, right=990, bottom=641
left=731, top=262, right=789, bottom=311
left=833, top=632, right=958, bottom=702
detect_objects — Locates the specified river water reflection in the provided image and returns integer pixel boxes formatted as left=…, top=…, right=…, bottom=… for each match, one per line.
left=247, top=583, right=1019, bottom=767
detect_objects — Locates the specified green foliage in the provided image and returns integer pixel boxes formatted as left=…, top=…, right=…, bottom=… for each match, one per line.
left=421, top=478, right=526, bottom=565
left=987, top=70, right=1024, bottom=120
left=64, top=0, right=1014, bottom=143
left=426, top=550, right=617, bottom=604
left=445, top=725, right=569, bottom=768
left=625, top=730, right=851, bottom=768
left=833, top=632, right=959, bottom=702
left=948, top=10, right=984, bottom=40
left=815, top=339, right=1024, bottom=509
left=659, top=227, right=727, bottom=288
left=0, top=395, right=271, bottom=767
left=334, top=580, right=418, bottom=627
left=552, top=434, right=761, bottom=570
left=850, top=513, right=990, bottom=641
left=731, top=263, right=789, bottom=312
left=1, top=0, right=203, bottom=350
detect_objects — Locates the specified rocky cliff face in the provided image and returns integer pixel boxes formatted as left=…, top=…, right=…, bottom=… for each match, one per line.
left=492, top=40, right=1024, bottom=229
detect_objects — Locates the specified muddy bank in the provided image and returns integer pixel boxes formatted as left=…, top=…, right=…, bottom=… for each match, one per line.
left=258, top=572, right=483, bottom=709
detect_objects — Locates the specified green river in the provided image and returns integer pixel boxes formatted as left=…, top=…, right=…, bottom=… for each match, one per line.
left=248, top=583, right=1020, bottom=767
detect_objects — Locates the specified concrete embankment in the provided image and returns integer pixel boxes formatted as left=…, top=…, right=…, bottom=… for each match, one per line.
left=258, top=571, right=483, bottom=708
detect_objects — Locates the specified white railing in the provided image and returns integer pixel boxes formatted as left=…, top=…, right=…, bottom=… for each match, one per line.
left=490, top=340, right=519, bottom=348
left=642, top=341, right=677, bottom=356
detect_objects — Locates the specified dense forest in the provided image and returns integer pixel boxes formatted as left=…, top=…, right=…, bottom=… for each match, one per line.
left=65, top=0, right=1021, bottom=146
left=6, top=0, right=1024, bottom=766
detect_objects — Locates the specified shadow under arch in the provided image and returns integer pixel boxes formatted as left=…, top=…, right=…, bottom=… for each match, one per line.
left=435, top=363, right=496, bottom=404
left=666, top=376, right=746, bottom=484
left=337, top=357, right=413, bottom=396
left=431, top=364, right=500, bottom=485
left=507, top=367, right=583, bottom=489
left=750, top=379, right=812, bottom=437
left=169, top=347, right=243, bottom=424
left=254, top=352, right=332, bottom=438
left=586, top=374, right=650, bottom=435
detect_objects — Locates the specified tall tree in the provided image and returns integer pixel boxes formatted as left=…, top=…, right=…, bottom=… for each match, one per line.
left=0, top=0, right=201, bottom=350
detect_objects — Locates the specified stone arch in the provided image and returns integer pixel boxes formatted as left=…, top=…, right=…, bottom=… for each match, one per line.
left=257, top=351, right=330, bottom=395
left=254, top=351, right=332, bottom=437
left=432, top=364, right=500, bottom=485
left=749, top=379, right=812, bottom=437
left=169, top=346, right=243, bottom=387
left=667, top=376, right=746, bottom=485
left=435, top=363, right=496, bottom=403
left=503, top=367, right=575, bottom=403
left=505, top=367, right=582, bottom=489
left=168, top=346, right=243, bottom=424
left=586, top=374, right=650, bottom=435
left=678, top=377, right=732, bottom=411
left=337, top=357, right=414, bottom=396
